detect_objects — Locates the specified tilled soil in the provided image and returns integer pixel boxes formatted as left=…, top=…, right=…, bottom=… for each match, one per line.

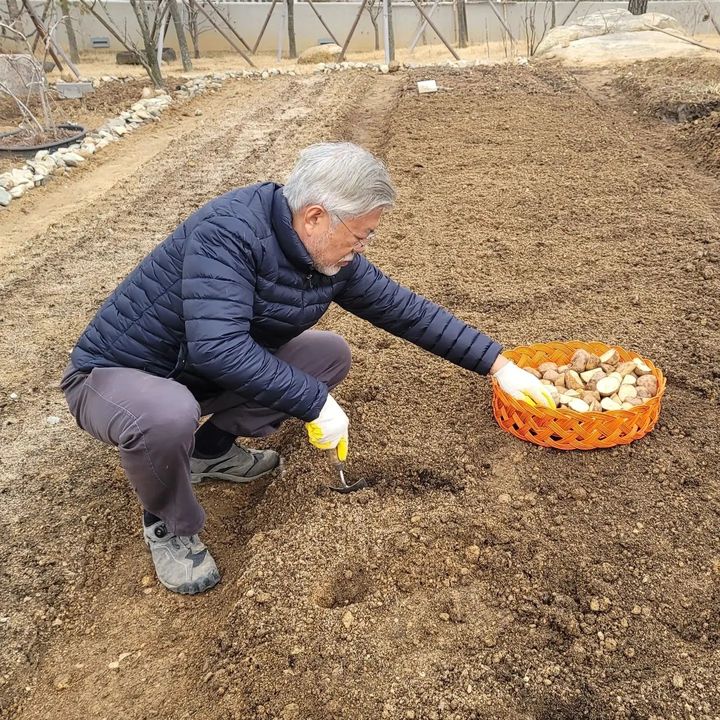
left=612, top=57, right=720, bottom=174
left=1, top=63, right=719, bottom=720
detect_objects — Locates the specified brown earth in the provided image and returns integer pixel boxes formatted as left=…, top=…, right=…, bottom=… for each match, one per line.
left=1, top=62, right=720, bottom=720
left=611, top=57, right=720, bottom=174
left=0, top=77, right=180, bottom=174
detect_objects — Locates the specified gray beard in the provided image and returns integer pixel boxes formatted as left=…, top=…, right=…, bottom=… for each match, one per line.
left=314, top=262, right=343, bottom=276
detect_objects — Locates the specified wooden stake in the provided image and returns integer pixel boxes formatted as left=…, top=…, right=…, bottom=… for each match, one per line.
left=644, top=24, right=720, bottom=54
left=486, top=0, right=517, bottom=45
left=409, top=0, right=460, bottom=59
left=339, top=0, right=369, bottom=62
left=204, top=0, right=253, bottom=53
left=306, top=0, right=339, bottom=46
left=189, top=0, right=256, bottom=66
left=700, top=0, right=720, bottom=36
left=252, top=0, right=280, bottom=54
left=409, top=0, right=441, bottom=52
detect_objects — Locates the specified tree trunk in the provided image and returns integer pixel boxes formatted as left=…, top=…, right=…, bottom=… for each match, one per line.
left=386, top=0, right=394, bottom=61
left=373, top=19, right=379, bottom=50
left=5, top=0, right=26, bottom=35
left=168, top=0, right=192, bottom=70
left=59, top=0, right=81, bottom=64
left=187, top=1, right=201, bottom=58
left=455, top=0, right=468, bottom=48
left=129, top=0, right=164, bottom=87
left=286, top=0, right=296, bottom=58
left=628, top=0, right=648, bottom=15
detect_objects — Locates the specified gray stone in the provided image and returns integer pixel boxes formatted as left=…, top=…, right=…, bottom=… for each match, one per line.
left=62, top=152, right=85, bottom=167
left=298, top=43, right=342, bottom=65
left=55, top=81, right=94, bottom=100
left=9, top=184, right=28, bottom=199
left=0, top=187, right=10, bottom=207
left=0, top=173, right=14, bottom=190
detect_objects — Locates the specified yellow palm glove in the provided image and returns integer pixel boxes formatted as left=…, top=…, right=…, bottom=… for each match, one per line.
left=305, top=394, right=349, bottom=461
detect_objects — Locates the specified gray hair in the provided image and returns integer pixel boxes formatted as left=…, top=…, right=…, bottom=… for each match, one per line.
left=283, top=142, right=396, bottom=219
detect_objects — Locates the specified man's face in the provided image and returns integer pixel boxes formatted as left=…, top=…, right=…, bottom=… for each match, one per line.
left=294, top=206, right=384, bottom=276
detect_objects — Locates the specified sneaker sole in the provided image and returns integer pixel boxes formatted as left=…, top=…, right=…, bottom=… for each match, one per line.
left=190, top=459, right=282, bottom=485
left=161, top=568, right=221, bottom=595
left=142, top=539, right=222, bottom=595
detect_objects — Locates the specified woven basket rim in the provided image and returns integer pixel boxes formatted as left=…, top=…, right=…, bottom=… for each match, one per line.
left=492, top=340, right=665, bottom=449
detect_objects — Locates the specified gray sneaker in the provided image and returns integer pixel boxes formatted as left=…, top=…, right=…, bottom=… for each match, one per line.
left=143, top=520, right=220, bottom=595
left=190, top=444, right=280, bottom=485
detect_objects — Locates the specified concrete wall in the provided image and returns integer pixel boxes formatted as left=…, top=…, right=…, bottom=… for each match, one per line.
left=14, top=1, right=720, bottom=57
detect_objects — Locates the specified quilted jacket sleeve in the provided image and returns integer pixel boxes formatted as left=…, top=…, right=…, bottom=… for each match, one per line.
left=335, top=256, right=502, bottom=374
left=182, top=215, right=328, bottom=421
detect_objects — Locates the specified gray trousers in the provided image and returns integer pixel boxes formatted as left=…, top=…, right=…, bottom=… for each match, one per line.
left=61, top=331, right=351, bottom=535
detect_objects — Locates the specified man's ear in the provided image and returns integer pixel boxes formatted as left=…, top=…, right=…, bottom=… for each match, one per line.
left=302, top=205, right=326, bottom=233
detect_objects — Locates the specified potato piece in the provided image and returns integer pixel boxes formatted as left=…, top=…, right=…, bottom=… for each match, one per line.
left=557, top=364, right=570, bottom=373
left=609, top=372, right=624, bottom=382
left=580, top=369, right=600, bottom=383
left=570, top=349, right=589, bottom=373
left=610, top=393, right=621, bottom=404
left=585, top=353, right=601, bottom=371
left=554, top=374, right=566, bottom=389
left=589, top=399, right=603, bottom=413
left=616, top=361, right=638, bottom=377
left=541, top=379, right=553, bottom=386
left=543, top=370, right=560, bottom=382
left=636, top=387, right=652, bottom=399
left=621, top=374, right=637, bottom=386
left=601, top=397, right=622, bottom=411
left=582, top=391, right=597, bottom=405
left=526, top=367, right=542, bottom=379
left=617, top=385, right=638, bottom=402
left=600, top=363, right=616, bottom=373
left=636, top=375, right=658, bottom=396
left=538, top=362, right=558, bottom=374
left=596, top=376, right=621, bottom=397
left=558, top=394, right=572, bottom=405
left=633, top=358, right=652, bottom=376
left=565, top=370, right=585, bottom=391
left=564, top=389, right=580, bottom=398
left=625, top=397, right=643, bottom=406
left=600, top=349, right=620, bottom=365
left=568, top=398, right=590, bottom=413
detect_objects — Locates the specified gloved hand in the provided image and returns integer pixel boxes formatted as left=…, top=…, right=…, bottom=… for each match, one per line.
left=493, top=360, right=557, bottom=409
left=305, top=394, right=349, bottom=461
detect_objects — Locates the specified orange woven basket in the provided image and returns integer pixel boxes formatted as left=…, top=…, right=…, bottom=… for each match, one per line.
left=492, top=341, right=666, bottom=450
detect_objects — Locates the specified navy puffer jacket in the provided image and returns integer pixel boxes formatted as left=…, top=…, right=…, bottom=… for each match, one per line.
left=71, top=183, right=501, bottom=421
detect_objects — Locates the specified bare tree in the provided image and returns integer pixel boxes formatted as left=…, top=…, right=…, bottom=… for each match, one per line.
left=456, top=0, right=468, bottom=48
left=58, top=0, right=80, bottom=64
left=0, top=20, right=58, bottom=139
left=287, top=0, right=296, bottom=58
left=365, top=0, right=382, bottom=51
left=77, top=0, right=165, bottom=87
left=167, top=0, right=191, bottom=70
left=186, top=0, right=201, bottom=57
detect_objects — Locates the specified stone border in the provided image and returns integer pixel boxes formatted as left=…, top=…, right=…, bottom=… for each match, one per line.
left=0, top=57, right=527, bottom=209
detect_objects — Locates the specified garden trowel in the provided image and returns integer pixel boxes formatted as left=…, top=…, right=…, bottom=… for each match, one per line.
left=326, top=448, right=367, bottom=494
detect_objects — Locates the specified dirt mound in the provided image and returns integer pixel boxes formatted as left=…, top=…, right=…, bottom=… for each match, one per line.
left=2, top=65, right=720, bottom=720
left=612, top=58, right=720, bottom=172
left=613, top=57, right=720, bottom=120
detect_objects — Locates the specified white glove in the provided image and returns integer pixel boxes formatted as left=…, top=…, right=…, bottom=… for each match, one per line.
left=493, top=360, right=556, bottom=409
left=305, top=394, right=349, bottom=461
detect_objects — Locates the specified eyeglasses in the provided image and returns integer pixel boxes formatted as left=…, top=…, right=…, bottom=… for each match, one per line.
left=333, top=213, right=376, bottom=251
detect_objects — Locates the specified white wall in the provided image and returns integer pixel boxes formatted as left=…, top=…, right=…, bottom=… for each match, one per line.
left=28, top=1, right=720, bottom=56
